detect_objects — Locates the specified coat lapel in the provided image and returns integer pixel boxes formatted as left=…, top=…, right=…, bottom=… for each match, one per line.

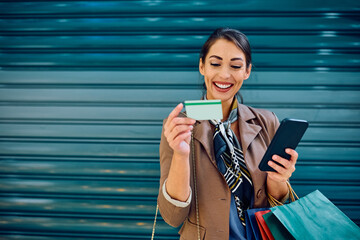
left=192, top=120, right=216, bottom=163
left=237, top=104, right=262, bottom=158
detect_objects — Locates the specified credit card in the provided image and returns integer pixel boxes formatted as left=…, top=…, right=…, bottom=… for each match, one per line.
left=184, top=100, right=223, bottom=120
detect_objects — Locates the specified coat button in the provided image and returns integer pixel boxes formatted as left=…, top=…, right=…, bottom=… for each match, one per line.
left=257, top=189, right=263, bottom=198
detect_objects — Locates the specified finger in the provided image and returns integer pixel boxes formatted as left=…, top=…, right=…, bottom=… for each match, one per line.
left=165, top=103, right=184, bottom=130
left=271, top=154, right=291, bottom=169
left=286, top=148, right=298, bottom=164
left=166, top=125, right=193, bottom=144
left=172, top=131, right=192, bottom=147
left=167, top=125, right=193, bottom=142
left=184, top=134, right=192, bottom=144
left=164, top=103, right=185, bottom=136
left=267, top=166, right=291, bottom=182
left=268, top=160, right=293, bottom=180
left=168, top=117, right=196, bottom=133
left=268, top=160, right=287, bottom=175
left=173, top=117, right=196, bottom=125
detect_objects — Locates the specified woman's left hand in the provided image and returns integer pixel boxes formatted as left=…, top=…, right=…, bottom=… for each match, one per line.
left=267, top=148, right=298, bottom=182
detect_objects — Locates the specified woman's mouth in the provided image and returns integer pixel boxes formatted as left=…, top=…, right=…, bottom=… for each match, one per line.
left=213, top=82, right=234, bottom=92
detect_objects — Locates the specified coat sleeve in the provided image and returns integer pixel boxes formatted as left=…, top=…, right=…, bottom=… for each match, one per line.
left=157, top=118, right=191, bottom=227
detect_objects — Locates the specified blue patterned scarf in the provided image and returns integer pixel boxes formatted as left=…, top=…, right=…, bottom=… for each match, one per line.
left=207, top=95, right=253, bottom=225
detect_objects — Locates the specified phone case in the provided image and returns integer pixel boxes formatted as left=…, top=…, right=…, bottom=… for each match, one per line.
left=258, top=118, right=309, bottom=172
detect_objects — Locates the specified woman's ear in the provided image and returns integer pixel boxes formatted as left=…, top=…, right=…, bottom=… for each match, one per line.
left=199, top=58, right=205, bottom=76
left=244, top=63, right=252, bottom=80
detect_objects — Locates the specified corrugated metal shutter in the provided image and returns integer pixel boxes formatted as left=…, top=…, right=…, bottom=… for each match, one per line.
left=0, top=1, right=359, bottom=239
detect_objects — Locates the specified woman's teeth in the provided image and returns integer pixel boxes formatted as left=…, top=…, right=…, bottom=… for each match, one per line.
left=214, top=82, right=232, bottom=89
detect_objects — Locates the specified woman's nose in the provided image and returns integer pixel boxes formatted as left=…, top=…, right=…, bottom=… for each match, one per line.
left=219, top=66, right=231, bottom=79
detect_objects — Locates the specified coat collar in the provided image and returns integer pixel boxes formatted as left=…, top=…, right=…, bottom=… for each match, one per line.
left=237, top=104, right=262, bottom=157
left=192, top=104, right=262, bottom=161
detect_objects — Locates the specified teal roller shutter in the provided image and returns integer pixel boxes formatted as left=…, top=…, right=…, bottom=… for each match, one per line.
left=0, top=1, right=359, bottom=239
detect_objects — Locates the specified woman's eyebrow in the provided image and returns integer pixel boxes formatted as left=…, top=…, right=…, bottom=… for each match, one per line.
left=230, top=57, right=244, bottom=61
left=209, top=55, right=222, bottom=60
left=209, top=55, right=244, bottom=62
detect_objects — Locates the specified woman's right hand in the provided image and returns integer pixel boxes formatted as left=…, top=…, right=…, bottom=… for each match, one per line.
left=164, top=103, right=196, bottom=156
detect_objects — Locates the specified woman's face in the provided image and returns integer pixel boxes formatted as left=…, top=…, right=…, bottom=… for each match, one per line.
left=199, top=39, right=251, bottom=104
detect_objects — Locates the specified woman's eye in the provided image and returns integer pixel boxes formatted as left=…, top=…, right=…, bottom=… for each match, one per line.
left=231, top=65, right=242, bottom=69
left=210, top=63, right=220, bottom=67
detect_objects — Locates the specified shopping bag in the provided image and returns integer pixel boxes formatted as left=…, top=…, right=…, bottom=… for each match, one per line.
left=263, top=210, right=295, bottom=240
left=266, top=190, right=360, bottom=240
left=245, top=207, right=270, bottom=240
left=255, top=210, right=275, bottom=240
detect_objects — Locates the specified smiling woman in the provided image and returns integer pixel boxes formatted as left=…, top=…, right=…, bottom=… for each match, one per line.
left=157, top=28, right=298, bottom=240
left=199, top=38, right=252, bottom=120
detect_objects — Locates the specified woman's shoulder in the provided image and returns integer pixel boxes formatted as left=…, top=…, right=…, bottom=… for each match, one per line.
left=239, top=104, right=278, bottom=121
left=239, top=104, right=280, bottom=134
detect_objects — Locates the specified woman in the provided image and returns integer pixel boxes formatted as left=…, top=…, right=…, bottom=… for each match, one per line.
left=157, top=28, right=297, bottom=240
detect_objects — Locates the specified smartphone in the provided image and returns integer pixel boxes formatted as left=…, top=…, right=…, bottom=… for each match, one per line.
left=258, top=118, right=309, bottom=172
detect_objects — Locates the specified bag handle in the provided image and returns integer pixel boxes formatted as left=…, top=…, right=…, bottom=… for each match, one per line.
left=151, top=204, right=158, bottom=240
left=267, top=181, right=299, bottom=207
left=151, top=133, right=200, bottom=240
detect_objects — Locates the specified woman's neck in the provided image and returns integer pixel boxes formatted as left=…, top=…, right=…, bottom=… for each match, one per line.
left=221, top=97, right=234, bottom=121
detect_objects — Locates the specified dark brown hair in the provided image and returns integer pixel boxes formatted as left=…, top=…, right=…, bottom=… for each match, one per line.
left=200, top=28, right=252, bottom=68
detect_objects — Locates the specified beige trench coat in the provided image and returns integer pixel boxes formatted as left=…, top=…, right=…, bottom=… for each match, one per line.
left=157, top=104, right=280, bottom=240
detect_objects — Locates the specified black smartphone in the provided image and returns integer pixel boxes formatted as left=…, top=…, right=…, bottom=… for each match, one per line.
left=258, top=118, right=309, bottom=172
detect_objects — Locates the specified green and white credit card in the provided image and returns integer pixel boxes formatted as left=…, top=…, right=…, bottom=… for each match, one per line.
left=184, top=100, right=223, bottom=120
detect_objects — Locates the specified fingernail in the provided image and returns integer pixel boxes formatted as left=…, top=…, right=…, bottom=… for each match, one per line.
left=286, top=149, right=291, bottom=153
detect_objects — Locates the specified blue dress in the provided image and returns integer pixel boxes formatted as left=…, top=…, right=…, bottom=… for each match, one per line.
left=229, top=193, right=254, bottom=240
left=229, top=193, right=246, bottom=239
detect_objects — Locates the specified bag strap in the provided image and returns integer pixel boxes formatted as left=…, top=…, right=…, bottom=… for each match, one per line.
left=151, top=133, right=200, bottom=240
left=191, top=133, right=201, bottom=240
left=267, top=181, right=299, bottom=207
left=151, top=204, right=158, bottom=240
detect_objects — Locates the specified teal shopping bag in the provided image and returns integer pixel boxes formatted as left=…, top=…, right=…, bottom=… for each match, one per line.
left=269, top=190, right=360, bottom=240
